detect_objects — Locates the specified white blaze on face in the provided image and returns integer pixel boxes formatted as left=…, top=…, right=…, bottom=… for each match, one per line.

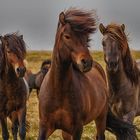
left=14, top=63, right=20, bottom=77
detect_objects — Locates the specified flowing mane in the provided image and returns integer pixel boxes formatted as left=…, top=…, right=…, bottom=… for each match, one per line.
left=56, top=8, right=97, bottom=44
left=105, top=23, right=139, bottom=85
left=0, top=44, right=4, bottom=74
left=63, top=8, right=97, bottom=34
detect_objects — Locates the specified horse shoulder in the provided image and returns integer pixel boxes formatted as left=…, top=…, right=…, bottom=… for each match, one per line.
left=78, top=67, right=108, bottom=122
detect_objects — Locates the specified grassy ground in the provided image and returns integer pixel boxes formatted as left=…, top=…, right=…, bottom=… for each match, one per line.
left=0, top=50, right=140, bottom=139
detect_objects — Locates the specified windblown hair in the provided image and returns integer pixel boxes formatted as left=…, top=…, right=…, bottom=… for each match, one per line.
left=1, top=32, right=26, bottom=60
left=0, top=45, right=4, bottom=74
left=105, top=23, right=139, bottom=85
left=63, top=8, right=97, bottom=35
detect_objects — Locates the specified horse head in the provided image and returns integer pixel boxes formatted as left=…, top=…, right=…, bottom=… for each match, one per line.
left=0, top=33, right=27, bottom=77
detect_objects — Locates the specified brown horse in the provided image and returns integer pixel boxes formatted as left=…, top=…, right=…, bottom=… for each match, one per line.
left=24, top=59, right=51, bottom=97
left=0, top=33, right=28, bottom=140
left=136, top=59, right=140, bottom=70
left=99, top=23, right=140, bottom=139
left=38, top=8, right=137, bottom=140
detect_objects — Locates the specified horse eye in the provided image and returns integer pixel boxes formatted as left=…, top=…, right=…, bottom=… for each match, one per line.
left=64, top=34, right=71, bottom=40
left=7, top=50, right=11, bottom=53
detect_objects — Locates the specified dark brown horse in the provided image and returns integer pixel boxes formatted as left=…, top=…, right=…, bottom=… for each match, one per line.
left=24, top=59, right=51, bottom=97
left=0, top=33, right=28, bottom=140
left=38, top=8, right=137, bottom=140
left=99, top=23, right=140, bottom=139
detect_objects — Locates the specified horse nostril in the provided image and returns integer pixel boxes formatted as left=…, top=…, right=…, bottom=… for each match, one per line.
left=81, top=59, right=86, bottom=64
left=81, top=59, right=92, bottom=67
left=81, top=59, right=89, bottom=67
left=17, top=67, right=20, bottom=72
left=109, top=61, right=117, bottom=68
left=16, top=67, right=26, bottom=75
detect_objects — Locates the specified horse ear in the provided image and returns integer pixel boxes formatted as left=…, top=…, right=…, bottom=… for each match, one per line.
left=0, top=36, right=6, bottom=45
left=0, top=37, right=8, bottom=51
left=20, top=35, right=23, bottom=39
left=59, top=12, right=66, bottom=25
left=121, top=24, right=125, bottom=31
left=99, top=23, right=106, bottom=35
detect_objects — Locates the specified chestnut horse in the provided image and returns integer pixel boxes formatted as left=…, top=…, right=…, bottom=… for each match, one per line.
left=0, top=33, right=28, bottom=140
left=99, top=23, right=140, bottom=139
left=38, top=9, right=137, bottom=140
left=136, top=59, right=140, bottom=70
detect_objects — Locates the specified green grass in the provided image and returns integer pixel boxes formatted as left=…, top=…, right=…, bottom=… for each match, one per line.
left=0, top=50, right=140, bottom=140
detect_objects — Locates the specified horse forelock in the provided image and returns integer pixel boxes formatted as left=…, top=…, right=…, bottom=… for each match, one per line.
left=105, top=24, right=139, bottom=85
left=105, top=23, right=128, bottom=56
left=4, top=32, right=26, bottom=60
left=64, top=8, right=97, bottom=35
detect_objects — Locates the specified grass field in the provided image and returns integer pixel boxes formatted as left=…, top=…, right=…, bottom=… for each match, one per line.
left=1, top=50, right=140, bottom=140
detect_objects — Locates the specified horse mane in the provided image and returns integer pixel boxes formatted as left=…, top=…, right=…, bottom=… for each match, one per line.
left=2, top=32, right=26, bottom=59
left=63, top=8, right=97, bottom=35
left=0, top=44, right=4, bottom=75
left=93, top=60, right=107, bottom=84
left=105, top=23, right=139, bottom=85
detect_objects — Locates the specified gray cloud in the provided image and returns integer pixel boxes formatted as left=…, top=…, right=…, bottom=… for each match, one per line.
left=0, top=0, right=139, bottom=50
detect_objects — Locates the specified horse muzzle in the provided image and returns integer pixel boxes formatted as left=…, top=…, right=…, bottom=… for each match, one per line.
left=107, top=61, right=118, bottom=73
left=78, top=59, right=93, bottom=73
left=16, top=67, right=26, bottom=77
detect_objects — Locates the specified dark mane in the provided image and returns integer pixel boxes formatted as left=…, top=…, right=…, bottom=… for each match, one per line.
left=63, top=8, right=97, bottom=35
left=105, top=23, right=139, bottom=85
left=3, top=32, right=26, bottom=59
left=0, top=44, right=4, bottom=74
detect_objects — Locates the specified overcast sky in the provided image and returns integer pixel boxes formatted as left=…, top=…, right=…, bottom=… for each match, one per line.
left=0, top=0, right=139, bottom=50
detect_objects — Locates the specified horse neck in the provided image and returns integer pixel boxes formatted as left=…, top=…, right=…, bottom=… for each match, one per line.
left=2, top=64, right=18, bottom=83
left=107, top=60, right=128, bottom=94
left=49, top=45, right=72, bottom=91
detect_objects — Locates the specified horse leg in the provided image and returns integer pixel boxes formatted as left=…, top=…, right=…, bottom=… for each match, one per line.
left=0, top=118, right=9, bottom=140
left=11, top=119, right=18, bottom=140
left=10, top=112, right=19, bottom=140
left=72, top=126, right=83, bottom=140
left=37, top=89, right=39, bottom=98
left=95, top=110, right=107, bottom=140
left=121, top=111, right=136, bottom=140
left=38, top=121, right=55, bottom=140
left=62, top=131, right=72, bottom=140
left=17, top=107, right=27, bottom=140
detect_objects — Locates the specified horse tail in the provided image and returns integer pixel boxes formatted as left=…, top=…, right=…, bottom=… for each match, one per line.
left=106, top=109, right=138, bottom=140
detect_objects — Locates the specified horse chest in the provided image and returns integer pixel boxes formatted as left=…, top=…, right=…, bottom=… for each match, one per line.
left=44, top=95, right=81, bottom=131
left=52, top=108, right=74, bottom=130
left=0, top=87, right=21, bottom=115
